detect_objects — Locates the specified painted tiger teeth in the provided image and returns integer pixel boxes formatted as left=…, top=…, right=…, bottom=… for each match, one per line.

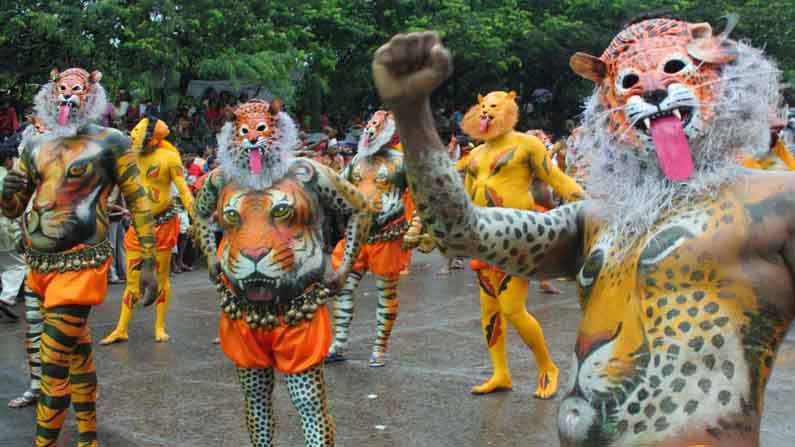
left=644, top=118, right=651, bottom=129
left=673, top=109, right=682, bottom=120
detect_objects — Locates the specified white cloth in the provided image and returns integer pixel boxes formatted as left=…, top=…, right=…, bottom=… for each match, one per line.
left=0, top=252, right=26, bottom=305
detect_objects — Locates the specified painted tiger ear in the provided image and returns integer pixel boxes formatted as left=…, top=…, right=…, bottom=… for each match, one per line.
left=90, top=70, right=103, bottom=83
left=506, top=91, right=517, bottom=100
left=687, top=19, right=738, bottom=65
left=570, top=52, right=606, bottom=83
left=50, top=68, right=60, bottom=81
left=270, top=98, right=282, bottom=114
left=477, top=94, right=484, bottom=104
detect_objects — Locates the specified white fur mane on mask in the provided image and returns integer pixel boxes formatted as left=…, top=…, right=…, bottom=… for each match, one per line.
left=217, top=111, right=299, bottom=190
left=357, top=116, right=396, bottom=157
left=33, top=81, right=108, bottom=139
left=573, top=41, right=780, bottom=248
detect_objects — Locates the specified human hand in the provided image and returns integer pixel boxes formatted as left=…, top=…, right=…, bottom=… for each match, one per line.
left=372, top=31, right=453, bottom=111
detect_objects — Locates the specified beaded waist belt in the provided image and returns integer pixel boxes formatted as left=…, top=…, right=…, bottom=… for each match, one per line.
left=368, top=220, right=409, bottom=244
left=216, top=281, right=330, bottom=330
left=27, top=239, right=112, bottom=273
left=154, top=205, right=178, bottom=226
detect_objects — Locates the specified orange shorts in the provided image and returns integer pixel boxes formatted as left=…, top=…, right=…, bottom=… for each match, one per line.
left=332, top=236, right=410, bottom=277
left=219, top=306, right=332, bottom=373
left=124, top=214, right=179, bottom=252
left=27, top=248, right=110, bottom=309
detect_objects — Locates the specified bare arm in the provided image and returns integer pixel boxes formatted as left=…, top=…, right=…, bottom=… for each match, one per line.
left=293, top=159, right=372, bottom=280
left=0, top=144, right=35, bottom=218
left=113, top=135, right=156, bottom=259
left=525, top=135, right=585, bottom=202
left=372, top=32, right=587, bottom=278
left=192, top=169, right=223, bottom=282
left=169, top=153, right=195, bottom=217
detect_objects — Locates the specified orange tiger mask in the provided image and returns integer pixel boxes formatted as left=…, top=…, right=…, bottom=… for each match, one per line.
left=570, top=18, right=738, bottom=180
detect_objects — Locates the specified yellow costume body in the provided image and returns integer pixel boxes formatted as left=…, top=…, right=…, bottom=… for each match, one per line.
left=101, top=118, right=194, bottom=344
left=741, top=138, right=795, bottom=170
left=460, top=91, right=583, bottom=398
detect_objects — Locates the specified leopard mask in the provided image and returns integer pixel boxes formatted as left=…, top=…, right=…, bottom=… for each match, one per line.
left=570, top=17, right=780, bottom=238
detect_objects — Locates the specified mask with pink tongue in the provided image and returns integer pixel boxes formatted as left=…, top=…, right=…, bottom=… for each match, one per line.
left=648, top=114, right=694, bottom=181
left=249, top=148, right=263, bottom=175
left=479, top=116, right=490, bottom=133
left=57, top=102, right=72, bottom=126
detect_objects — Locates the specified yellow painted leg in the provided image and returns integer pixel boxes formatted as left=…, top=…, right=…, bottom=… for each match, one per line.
left=154, top=250, right=172, bottom=342
left=497, top=277, right=559, bottom=399
left=471, top=279, right=512, bottom=395
left=99, top=248, right=143, bottom=345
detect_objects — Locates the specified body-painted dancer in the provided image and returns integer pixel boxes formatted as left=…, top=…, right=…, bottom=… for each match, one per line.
left=327, top=110, right=415, bottom=367
left=1, top=67, right=157, bottom=446
left=456, top=91, right=583, bottom=398
left=101, top=117, right=194, bottom=344
left=373, top=20, right=792, bottom=446
left=193, top=99, right=371, bottom=447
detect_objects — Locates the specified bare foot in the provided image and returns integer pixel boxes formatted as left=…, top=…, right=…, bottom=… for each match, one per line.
left=470, top=375, right=512, bottom=395
left=534, top=365, right=559, bottom=399
left=99, top=330, right=129, bottom=345
left=155, top=330, right=170, bottom=343
left=538, top=280, right=561, bottom=294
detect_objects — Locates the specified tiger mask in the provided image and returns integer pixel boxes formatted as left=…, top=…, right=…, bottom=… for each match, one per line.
left=460, top=91, right=518, bottom=142
left=570, top=18, right=741, bottom=181
left=358, top=110, right=397, bottom=157
left=570, top=17, right=779, bottom=236
left=33, top=67, right=108, bottom=138
left=218, top=178, right=325, bottom=302
left=217, top=99, right=298, bottom=191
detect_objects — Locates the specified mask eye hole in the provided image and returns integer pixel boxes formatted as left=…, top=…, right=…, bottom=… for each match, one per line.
left=72, top=84, right=82, bottom=92
left=59, top=85, right=67, bottom=91
left=239, top=126, right=249, bottom=136
left=256, top=122, right=268, bottom=132
left=663, top=59, right=687, bottom=74
left=621, top=74, right=639, bottom=89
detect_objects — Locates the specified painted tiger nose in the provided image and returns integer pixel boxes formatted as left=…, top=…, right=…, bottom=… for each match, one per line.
left=242, top=247, right=270, bottom=261
left=643, top=89, right=668, bottom=106
left=249, top=137, right=259, bottom=144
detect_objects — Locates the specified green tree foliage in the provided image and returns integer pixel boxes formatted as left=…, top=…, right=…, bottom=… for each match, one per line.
left=0, top=0, right=793, bottom=133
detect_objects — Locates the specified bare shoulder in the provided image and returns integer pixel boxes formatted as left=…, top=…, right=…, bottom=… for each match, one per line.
left=730, top=169, right=795, bottom=203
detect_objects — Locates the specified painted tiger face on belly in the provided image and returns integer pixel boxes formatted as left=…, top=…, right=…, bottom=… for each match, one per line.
left=218, top=177, right=325, bottom=302
left=24, top=137, right=110, bottom=252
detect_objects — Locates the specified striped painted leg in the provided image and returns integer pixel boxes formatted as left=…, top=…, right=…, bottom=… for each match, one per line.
left=370, top=275, right=399, bottom=367
left=8, top=286, right=43, bottom=409
left=35, top=305, right=98, bottom=447
left=327, top=271, right=363, bottom=362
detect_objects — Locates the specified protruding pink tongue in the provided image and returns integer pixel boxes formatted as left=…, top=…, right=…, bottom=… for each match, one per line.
left=479, top=117, right=490, bottom=133
left=249, top=149, right=262, bottom=174
left=649, top=115, right=694, bottom=181
left=362, top=132, right=370, bottom=147
left=57, top=104, right=71, bottom=126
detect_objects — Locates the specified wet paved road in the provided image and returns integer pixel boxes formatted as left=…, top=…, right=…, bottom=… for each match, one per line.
left=1, top=252, right=794, bottom=446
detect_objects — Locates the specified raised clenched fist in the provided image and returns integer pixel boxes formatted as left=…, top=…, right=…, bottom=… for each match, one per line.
left=372, top=31, right=453, bottom=109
